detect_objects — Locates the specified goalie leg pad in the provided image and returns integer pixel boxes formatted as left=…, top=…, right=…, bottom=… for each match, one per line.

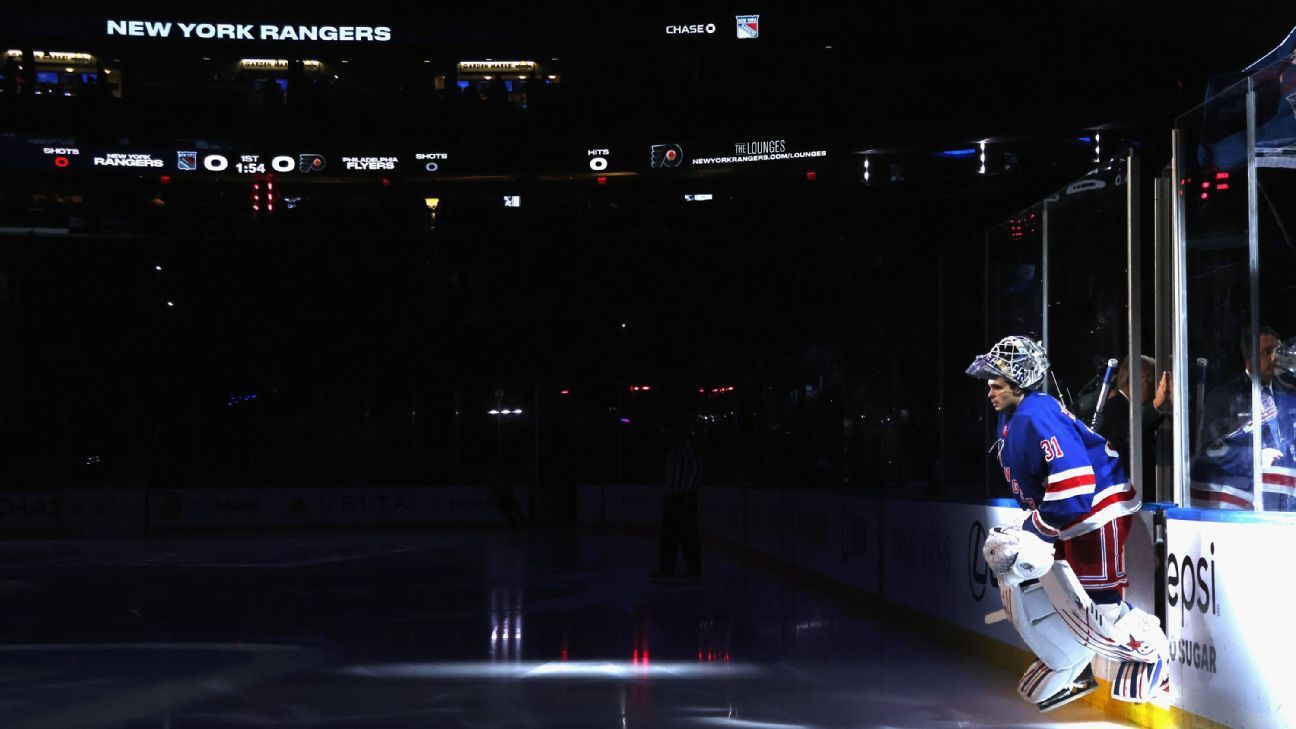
left=1018, top=659, right=1097, bottom=710
left=1112, top=657, right=1171, bottom=704
left=1039, top=561, right=1169, bottom=665
left=1000, top=579, right=1094, bottom=672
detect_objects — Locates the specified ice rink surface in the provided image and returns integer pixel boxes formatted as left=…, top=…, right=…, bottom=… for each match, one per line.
left=0, top=531, right=1139, bottom=728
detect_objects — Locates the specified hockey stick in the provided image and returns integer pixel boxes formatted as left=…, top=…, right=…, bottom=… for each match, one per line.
left=1090, top=358, right=1119, bottom=430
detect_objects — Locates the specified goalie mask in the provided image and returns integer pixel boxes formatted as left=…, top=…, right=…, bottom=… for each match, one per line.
left=965, top=336, right=1050, bottom=390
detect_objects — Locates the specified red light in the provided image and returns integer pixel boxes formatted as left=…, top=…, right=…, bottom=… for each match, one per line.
left=597, top=176, right=607, bottom=185
left=1216, top=183, right=1230, bottom=191
left=382, top=178, right=391, bottom=187
left=805, top=171, right=817, bottom=181
left=252, top=204, right=260, bottom=211
left=1216, top=171, right=1230, bottom=180
left=698, top=388, right=705, bottom=394
left=1201, top=182, right=1210, bottom=188
left=253, top=182, right=260, bottom=190
left=160, top=175, right=171, bottom=185
left=560, top=390, right=570, bottom=395
left=54, top=156, right=69, bottom=168
left=1200, top=192, right=1209, bottom=200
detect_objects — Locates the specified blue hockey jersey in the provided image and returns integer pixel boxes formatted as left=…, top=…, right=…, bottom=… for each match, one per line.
left=997, top=392, right=1141, bottom=541
left=1190, top=418, right=1296, bottom=511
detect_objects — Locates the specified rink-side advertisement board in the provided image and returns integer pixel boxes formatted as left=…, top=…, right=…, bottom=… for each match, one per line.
left=576, top=484, right=666, bottom=528
left=702, top=487, right=882, bottom=596
left=782, top=491, right=881, bottom=594
left=1163, top=511, right=1296, bottom=729
left=699, top=487, right=743, bottom=543
left=878, top=499, right=1161, bottom=652
left=879, top=499, right=1025, bottom=643
left=148, top=486, right=526, bottom=528
left=0, top=490, right=146, bottom=535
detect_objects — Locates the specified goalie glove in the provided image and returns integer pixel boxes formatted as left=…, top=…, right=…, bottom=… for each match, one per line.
left=983, top=524, right=1056, bottom=587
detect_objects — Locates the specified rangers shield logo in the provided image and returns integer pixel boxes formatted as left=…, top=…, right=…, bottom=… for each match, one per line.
left=736, top=15, right=759, bottom=39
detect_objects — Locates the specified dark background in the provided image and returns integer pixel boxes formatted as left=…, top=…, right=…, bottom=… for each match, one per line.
left=0, top=3, right=1290, bottom=508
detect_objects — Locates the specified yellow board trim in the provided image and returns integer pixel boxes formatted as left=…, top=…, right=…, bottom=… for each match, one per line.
left=881, top=598, right=1231, bottom=729
left=704, top=535, right=1234, bottom=729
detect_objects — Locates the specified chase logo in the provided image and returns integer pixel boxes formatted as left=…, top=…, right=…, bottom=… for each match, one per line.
left=650, top=144, right=684, bottom=168
left=736, top=15, right=759, bottom=39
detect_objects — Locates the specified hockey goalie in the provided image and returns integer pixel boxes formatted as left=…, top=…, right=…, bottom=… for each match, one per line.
left=966, top=336, right=1171, bottom=711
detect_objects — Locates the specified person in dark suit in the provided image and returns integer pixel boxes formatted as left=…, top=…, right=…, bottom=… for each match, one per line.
left=1095, top=355, right=1170, bottom=494
left=1192, top=326, right=1296, bottom=510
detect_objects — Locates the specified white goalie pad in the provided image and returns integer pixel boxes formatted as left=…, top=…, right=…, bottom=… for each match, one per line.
left=1038, top=560, right=1168, bottom=666
left=1112, top=656, right=1170, bottom=704
left=1000, top=576, right=1093, bottom=674
left=1017, top=658, right=1093, bottom=706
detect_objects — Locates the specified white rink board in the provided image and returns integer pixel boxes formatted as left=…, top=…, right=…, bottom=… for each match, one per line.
left=699, top=487, right=743, bottom=543
left=0, top=490, right=146, bottom=535
left=575, top=484, right=663, bottom=527
left=149, top=486, right=526, bottom=527
left=784, top=492, right=881, bottom=594
left=1164, top=514, right=1296, bottom=729
left=600, top=484, right=665, bottom=526
left=743, top=489, right=788, bottom=560
left=879, top=499, right=1026, bottom=644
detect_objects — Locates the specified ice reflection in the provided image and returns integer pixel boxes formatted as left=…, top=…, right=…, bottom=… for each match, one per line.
left=488, top=586, right=523, bottom=661
left=697, top=619, right=732, bottom=663
left=340, top=661, right=763, bottom=679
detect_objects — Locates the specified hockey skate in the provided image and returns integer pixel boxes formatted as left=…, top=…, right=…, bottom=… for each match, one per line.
left=1036, top=664, right=1097, bottom=712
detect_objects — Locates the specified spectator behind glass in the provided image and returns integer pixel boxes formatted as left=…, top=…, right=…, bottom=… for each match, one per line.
left=1191, top=326, right=1296, bottom=510
left=1094, top=355, right=1170, bottom=495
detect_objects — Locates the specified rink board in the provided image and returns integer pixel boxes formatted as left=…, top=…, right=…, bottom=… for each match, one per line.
left=578, top=485, right=884, bottom=595
left=0, top=489, right=146, bottom=535
left=1162, top=512, right=1296, bottom=729
left=148, top=486, right=527, bottom=528
left=877, top=499, right=1027, bottom=644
